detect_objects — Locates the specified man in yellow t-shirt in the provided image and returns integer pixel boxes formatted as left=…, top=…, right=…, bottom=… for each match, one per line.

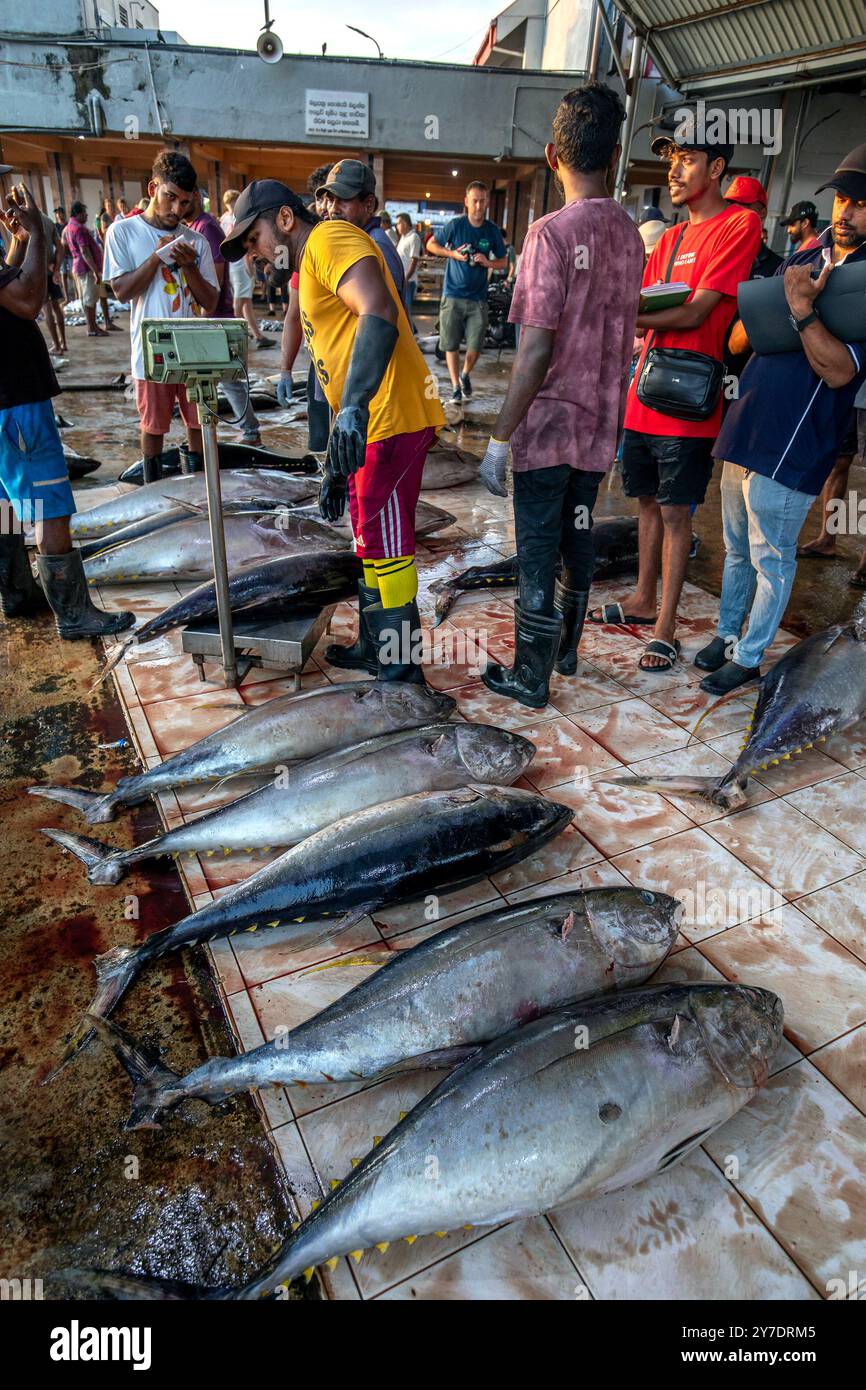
left=223, top=180, right=445, bottom=683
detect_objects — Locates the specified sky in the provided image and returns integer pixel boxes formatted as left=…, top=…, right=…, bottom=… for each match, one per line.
left=157, top=0, right=498, bottom=66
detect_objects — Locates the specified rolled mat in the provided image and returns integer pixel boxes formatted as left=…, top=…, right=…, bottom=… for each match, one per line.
left=738, top=259, right=866, bottom=355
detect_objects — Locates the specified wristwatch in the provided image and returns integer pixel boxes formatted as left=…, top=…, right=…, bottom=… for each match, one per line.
left=789, top=309, right=819, bottom=333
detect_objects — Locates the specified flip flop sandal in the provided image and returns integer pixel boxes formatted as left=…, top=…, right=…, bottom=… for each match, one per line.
left=796, top=548, right=837, bottom=560
left=638, top=638, right=681, bottom=673
left=849, top=573, right=866, bottom=589
left=588, top=602, right=656, bottom=626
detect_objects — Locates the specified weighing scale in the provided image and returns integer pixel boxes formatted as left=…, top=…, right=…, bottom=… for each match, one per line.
left=142, top=318, right=334, bottom=689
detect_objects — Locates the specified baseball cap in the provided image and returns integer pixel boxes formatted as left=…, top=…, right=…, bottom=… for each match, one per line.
left=316, top=159, right=376, bottom=201
left=783, top=199, right=818, bottom=225
left=639, top=220, right=667, bottom=252
left=220, top=179, right=308, bottom=262
left=724, top=175, right=767, bottom=207
left=815, top=143, right=866, bottom=201
left=651, top=109, right=733, bottom=175
left=638, top=207, right=668, bottom=226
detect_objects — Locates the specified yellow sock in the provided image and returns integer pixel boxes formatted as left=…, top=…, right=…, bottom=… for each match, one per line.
left=362, top=560, right=380, bottom=590
left=373, top=555, right=417, bottom=608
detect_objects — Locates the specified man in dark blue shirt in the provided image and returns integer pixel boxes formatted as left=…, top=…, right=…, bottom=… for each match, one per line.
left=428, top=181, right=507, bottom=401
left=696, top=143, right=866, bottom=695
left=317, top=159, right=406, bottom=305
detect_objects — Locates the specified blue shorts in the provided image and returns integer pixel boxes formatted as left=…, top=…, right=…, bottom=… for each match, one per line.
left=0, top=400, right=75, bottom=523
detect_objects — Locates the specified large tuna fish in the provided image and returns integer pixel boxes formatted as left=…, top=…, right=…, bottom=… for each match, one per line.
left=41, top=723, right=532, bottom=883
left=70, top=470, right=319, bottom=539
left=30, top=680, right=455, bottom=824
left=63, top=982, right=782, bottom=1298
left=430, top=515, right=645, bottom=625
left=117, top=442, right=319, bottom=486
left=95, top=886, right=681, bottom=1128
left=421, top=445, right=478, bottom=490
left=83, top=512, right=346, bottom=584
left=94, top=550, right=362, bottom=682
left=55, top=786, right=573, bottom=1070
left=608, top=619, right=866, bottom=809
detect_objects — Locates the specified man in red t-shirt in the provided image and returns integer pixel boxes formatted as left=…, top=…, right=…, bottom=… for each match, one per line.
left=591, top=122, right=760, bottom=672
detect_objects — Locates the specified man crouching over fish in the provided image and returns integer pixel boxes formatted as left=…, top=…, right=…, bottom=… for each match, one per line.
left=478, top=84, right=644, bottom=708
left=221, top=181, right=445, bottom=683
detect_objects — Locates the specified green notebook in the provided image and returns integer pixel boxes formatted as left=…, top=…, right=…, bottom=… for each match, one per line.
left=640, top=282, right=691, bottom=313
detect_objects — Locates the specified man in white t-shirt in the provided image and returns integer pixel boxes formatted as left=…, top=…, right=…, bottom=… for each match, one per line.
left=396, top=213, right=423, bottom=320
left=103, top=150, right=219, bottom=481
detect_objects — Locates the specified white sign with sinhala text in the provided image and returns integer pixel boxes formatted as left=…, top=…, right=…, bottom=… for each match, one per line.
left=305, top=90, right=369, bottom=138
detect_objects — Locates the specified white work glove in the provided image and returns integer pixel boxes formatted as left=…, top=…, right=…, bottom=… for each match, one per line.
left=480, top=437, right=510, bottom=497
left=276, top=371, right=293, bottom=408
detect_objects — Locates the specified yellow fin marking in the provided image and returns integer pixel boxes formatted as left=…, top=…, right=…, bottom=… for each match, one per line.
left=350, top=1157, right=360, bottom=1167
left=375, top=1242, right=389, bottom=1254
left=329, top=1179, right=340, bottom=1190
left=303, top=1267, right=315, bottom=1282
left=350, top=1249, right=364, bottom=1263
left=325, top=1257, right=338, bottom=1271
left=404, top=1235, right=417, bottom=1245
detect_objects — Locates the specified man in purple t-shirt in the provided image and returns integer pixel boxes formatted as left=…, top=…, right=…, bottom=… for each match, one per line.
left=480, top=83, right=644, bottom=709
left=184, top=187, right=261, bottom=445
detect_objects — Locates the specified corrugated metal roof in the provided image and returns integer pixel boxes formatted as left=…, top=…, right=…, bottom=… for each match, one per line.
left=613, top=0, right=866, bottom=92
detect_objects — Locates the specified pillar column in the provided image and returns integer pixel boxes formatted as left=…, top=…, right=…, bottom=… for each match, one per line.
left=47, top=150, right=80, bottom=213
left=373, top=153, right=385, bottom=205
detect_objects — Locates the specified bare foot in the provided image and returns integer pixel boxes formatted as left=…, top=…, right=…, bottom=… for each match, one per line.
left=588, top=592, right=656, bottom=624
left=797, top=536, right=836, bottom=558
left=640, top=621, right=678, bottom=669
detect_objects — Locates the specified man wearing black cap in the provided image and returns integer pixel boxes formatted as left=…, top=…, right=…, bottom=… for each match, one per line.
left=316, top=159, right=406, bottom=305
left=697, top=142, right=866, bottom=694
left=221, top=180, right=445, bottom=683
left=785, top=200, right=820, bottom=254
left=591, top=114, right=761, bottom=673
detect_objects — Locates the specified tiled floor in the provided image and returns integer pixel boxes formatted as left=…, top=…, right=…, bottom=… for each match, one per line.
left=86, top=473, right=866, bottom=1301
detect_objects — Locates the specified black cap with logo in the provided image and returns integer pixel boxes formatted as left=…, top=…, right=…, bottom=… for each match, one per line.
left=315, top=159, right=376, bottom=201
left=220, top=179, right=308, bottom=263
left=783, top=199, right=819, bottom=226
left=815, top=143, right=866, bottom=202
left=650, top=109, right=733, bottom=176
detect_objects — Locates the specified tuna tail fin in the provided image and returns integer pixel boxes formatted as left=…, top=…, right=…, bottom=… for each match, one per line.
left=430, top=580, right=459, bottom=627
left=27, top=784, right=117, bottom=824
left=56, top=1267, right=224, bottom=1300
left=92, top=632, right=138, bottom=690
left=44, top=944, right=144, bottom=1082
left=40, top=828, right=126, bottom=885
left=87, top=1013, right=183, bottom=1129
left=600, top=772, right=731, bottom=807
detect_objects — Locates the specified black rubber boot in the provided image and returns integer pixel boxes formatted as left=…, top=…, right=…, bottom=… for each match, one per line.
left=482, top=604, right=562, bottom=709
left=366, top=599, right=426, bottom=684
left=141, top=453, right=164, bottom=484
left=324, top=580, right=379, bottom=673
left=699, top=660, right=761, bottom=696
left=0, top=531, right=49, bottom=618
left=694, top=636, right=734, bottom=672
left=36, top=551, right=136, bottom=640
left=182, top=451, right=204, bottom=474
left=553, top=579, right=589, bottom=676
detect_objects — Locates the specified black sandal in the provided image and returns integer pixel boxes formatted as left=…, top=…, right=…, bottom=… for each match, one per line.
left=638, top=638, right=681, bottom=672
left=588, top=601, right=656, bottom=626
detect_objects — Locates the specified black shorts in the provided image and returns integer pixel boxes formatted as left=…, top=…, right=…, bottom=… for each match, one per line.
left=621, top=430, right=715, bottom=507
left=45, top=276, right=63, bottom=302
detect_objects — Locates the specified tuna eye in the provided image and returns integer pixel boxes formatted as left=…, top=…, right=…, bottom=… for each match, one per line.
left=598, top=1102, right=622, bottom=1124
left=640, top=891, right=655, bottom=905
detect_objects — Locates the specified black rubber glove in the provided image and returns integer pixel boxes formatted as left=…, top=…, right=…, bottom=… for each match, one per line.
left=328, top=313, right=399, bottom=478
left=319, top=465, right=347, bottom=522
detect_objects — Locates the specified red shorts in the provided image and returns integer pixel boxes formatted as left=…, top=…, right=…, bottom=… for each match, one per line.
left=348, top=426, right=436, bottom=559
left=134, top=379, right=198, bottom=436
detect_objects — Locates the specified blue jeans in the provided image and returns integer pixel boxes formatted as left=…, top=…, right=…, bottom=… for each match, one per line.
left=718, top=461, right=814, bottom=667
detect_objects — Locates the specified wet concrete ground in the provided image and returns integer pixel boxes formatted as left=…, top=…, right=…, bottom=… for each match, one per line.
left=3, top=301, right=862, bottom=1300
left=0, top=310, right=310, bottom=1299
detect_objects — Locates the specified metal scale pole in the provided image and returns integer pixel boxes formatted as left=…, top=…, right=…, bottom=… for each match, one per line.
left=190, top=380, right=237, bottom=689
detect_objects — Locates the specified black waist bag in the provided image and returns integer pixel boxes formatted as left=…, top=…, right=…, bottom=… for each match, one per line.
left=635, top=224, right=725, bottom=423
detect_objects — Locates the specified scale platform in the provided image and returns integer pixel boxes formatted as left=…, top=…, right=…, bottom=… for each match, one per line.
left=181, top=604, right=335, bottom=689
